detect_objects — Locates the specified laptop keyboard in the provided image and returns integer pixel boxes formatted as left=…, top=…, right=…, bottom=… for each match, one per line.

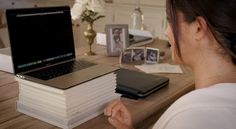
left=26, top=60, right=96, bottom=80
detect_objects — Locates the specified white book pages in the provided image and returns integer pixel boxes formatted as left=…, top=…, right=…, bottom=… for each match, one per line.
left=66, top=79, right=116, bottom=98
left=64, top=73, right=116, bottom=94
left=19, top=91, right=119, bottom=117
left=17, top=95, right=120, bottom=128
left=18, top=93, right=120, bottom=118
left=19, top=80, right=114, bottom=101
left=67, top=95, right=120, bottom=124
left=16, top=73, right=116, bottom=95
left=19, top=97, right=66, bottom=110
left=17, top=101, right=69, bottom=129
left=19, top=80, right=116, bottom=107
left=15, top=77, right=65, bottom=94
left=19, top=87, right=117, bottom=113
left=19, top=76, right=116, bottom=99
left=17, top=101, right=103, bottom=129
left=65, top=81, right=116, bottom=104
left=18, top=100, right=68, bottom=118
left=19, top=84, right=66, bottom=102
left=67, top=94, right=121, bottom=117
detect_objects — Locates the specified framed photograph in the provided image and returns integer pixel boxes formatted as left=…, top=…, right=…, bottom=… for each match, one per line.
left=131, top=47, right=145, bottom=64
left=105, top=24, right=129, bottom=56
left=145, top=47, right=160, bottom=64
left=121, top=48, right=132, bottom=64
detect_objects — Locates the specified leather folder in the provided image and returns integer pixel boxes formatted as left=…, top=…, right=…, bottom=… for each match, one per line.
left=116, top=69, right=169, bottom=99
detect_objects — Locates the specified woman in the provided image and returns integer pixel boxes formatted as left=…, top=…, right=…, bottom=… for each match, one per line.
left=104, top=0, right=236, bottom=129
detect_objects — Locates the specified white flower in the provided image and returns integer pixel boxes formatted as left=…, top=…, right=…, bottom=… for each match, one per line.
left=71, top=3, right=83, bottom=20
left=71, top=0, right=105, bottom=20
left=87, top=0, right=105, bottom=14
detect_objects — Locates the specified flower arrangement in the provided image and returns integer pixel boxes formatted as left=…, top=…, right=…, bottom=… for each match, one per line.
left=71, top=0, right=105, bottom=23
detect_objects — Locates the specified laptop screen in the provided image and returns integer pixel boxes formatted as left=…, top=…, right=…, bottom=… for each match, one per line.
left=6, top=6, right=75, bottom=74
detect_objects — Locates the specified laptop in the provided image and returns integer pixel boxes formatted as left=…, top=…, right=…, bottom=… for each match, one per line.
left=116, top=69, right=169, bottom=99
left=6, top=6, right=118, bottom=89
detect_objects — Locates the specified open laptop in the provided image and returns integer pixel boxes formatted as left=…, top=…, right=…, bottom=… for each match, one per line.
left=6, top=6, right=118, bottom=89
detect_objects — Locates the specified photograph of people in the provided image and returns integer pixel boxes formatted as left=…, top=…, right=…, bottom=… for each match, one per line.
left=146, top=48, right=159, bottom=63
left=104, top=0, right=236, bottom=129
left=132, top=48, right=145, bottom=63
left=121, top=49, right=132, bottom=63
left=111, top=28, right=124, bottom=55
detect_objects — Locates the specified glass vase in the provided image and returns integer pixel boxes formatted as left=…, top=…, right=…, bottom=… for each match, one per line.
left=132, top=0, right=144, bottom=30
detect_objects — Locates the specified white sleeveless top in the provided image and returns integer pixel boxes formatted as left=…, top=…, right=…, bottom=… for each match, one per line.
left=152, top=83, right=236, bottom=129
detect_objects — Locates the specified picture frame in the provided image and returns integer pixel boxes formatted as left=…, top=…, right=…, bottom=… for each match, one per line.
left=120, top=47, right=159, bottom=65
left=131, top=47, right=145, bottom=64
left=105, top=24, right=129, bottom=56
left=121, top=48, right=132, bottom=63
left=145, top=47, right=160, bottom=64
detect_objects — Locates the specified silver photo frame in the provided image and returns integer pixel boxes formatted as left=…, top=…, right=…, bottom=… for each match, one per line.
left=145, top=47, right=160, bottom=64
left=121, top=48, right=132, bottom=63
left=105, top=24, right=129, bottom=56
left=131, top=47, right=145, bottom=64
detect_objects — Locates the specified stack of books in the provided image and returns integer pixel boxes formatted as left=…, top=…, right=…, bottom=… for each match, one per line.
left=16, top=72, right=120, bottom=129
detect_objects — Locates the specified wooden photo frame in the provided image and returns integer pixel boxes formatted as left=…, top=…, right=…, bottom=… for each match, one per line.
left=105, top=24, right=129, bottom=56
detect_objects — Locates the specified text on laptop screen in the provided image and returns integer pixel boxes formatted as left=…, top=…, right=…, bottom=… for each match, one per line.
left=6, top=6, right=75, bottom=74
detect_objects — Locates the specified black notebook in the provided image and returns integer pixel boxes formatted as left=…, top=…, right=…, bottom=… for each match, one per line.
left=116, top=69, right=169, bottom=99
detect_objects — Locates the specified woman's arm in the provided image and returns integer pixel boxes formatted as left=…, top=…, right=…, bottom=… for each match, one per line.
left=104, top=99, right=134, bottom=129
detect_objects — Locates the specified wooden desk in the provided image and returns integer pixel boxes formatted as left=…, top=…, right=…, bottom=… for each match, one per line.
left=0, top=39, right=194, bottom=129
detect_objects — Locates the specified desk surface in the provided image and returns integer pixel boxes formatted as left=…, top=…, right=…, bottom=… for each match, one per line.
left=0, top=39, right=194, bottom=129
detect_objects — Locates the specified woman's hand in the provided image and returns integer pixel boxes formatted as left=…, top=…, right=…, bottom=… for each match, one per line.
left=104, top=99, right=134, bottom=129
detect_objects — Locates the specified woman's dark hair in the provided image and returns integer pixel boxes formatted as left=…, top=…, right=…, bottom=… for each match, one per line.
left=166, top=0, right=236, bottom=64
